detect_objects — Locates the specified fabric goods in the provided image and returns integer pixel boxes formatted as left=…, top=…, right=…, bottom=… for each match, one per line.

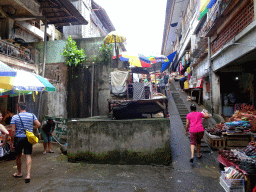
left=110, top=70, right=129, bottom=96
left=133, top=82, right=145, bottom=100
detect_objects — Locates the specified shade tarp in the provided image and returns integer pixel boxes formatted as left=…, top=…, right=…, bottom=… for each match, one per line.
left=200, top=0, right=210, bottom=12
left=207, top=0, right=217, bottom=8
left=35, top=74, right=56, bottom=92
left=0, top=76, right=15, bottom=90
left=161, top=51, right=177, bottom=72
left=0, top=61, right=17, bottom=77
left=198, top=7, right=208, bottom=20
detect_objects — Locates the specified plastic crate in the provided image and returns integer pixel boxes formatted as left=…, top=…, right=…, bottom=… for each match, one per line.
left=219, top=171, right=245, bottom=192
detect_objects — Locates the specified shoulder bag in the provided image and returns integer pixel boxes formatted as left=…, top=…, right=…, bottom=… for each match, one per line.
left=18, top=114, right=38, bottom=145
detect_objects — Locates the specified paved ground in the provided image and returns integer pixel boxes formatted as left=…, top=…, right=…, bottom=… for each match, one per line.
left=0, top=81, right=225, bottom=192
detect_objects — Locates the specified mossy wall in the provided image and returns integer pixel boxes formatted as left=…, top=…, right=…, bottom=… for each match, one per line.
left=67, top=117, right=171, bottom=165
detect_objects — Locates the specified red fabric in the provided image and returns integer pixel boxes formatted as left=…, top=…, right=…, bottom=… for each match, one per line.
left=113, top=55, right=121, bottom=59
left=0, top=95, right=7, bottom=98
left=140, top=60, right=151, bottom=68
left=186, top=112, right=204, bottom=133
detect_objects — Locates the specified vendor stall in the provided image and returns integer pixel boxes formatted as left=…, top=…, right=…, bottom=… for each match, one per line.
left=218, top=142, right=256, bottom=192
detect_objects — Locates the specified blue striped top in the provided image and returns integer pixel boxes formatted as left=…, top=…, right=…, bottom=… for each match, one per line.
left=10, top=112, right=38, bottom=138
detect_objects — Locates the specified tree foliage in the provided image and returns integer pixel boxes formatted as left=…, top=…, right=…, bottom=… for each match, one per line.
left=99, top=43, right=113, bottom=65
left=62, top=36, right=87, bottom=67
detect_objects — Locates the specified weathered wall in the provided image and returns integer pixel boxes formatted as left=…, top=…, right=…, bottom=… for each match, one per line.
left=36, top=37, right=112, bottom=118
left=42, top=63, right=68, bottom=119
left=67, top=117, right=171, bottom=165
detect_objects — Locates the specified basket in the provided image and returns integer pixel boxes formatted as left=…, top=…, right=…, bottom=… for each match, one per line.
left=219, top=171, right=245, bottom=192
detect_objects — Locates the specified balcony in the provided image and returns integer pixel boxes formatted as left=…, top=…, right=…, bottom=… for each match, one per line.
left=201, top=0, right=233, bottom=37
left=0, top=39, right=39, bottom=71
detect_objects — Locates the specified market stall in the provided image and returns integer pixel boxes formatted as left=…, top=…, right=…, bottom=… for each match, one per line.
left=218, top=142, right=256, bottom=191
left=204, top=105, right=256, bottom=150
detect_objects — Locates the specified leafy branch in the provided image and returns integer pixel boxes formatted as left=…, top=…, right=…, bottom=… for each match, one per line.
left=62, top=36, right=87, bottom=67
left=99, top=43, right=113, bottom=65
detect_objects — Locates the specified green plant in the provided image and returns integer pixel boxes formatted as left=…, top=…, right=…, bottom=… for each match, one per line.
left=99, top=43, right=113, bottom=65
left=62, top=36, right=87, bottom=67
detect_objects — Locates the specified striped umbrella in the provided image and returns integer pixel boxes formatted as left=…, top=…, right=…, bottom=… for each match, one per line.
left=34, top=74, right=56, bottom=92
left=0, top=61, right=17, bottom=77
left=103, top=31, right=126, bottom=44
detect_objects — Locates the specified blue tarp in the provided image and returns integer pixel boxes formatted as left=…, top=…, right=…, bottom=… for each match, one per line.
left=207, top=0, right=217, bottom=9
left=161, top=51, right=177, bottom=72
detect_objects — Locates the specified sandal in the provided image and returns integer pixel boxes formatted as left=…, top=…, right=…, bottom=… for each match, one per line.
left=25, top=178, right=30, bottom=183
left=198, top=155, right=202, bottom=159
left=48, top=151, right=54, bottom=153
left=13, top=173, right=23, bottom=178
left=189, top=158, right=194, bottom=163
left=43, top=151, right=46, bottom=155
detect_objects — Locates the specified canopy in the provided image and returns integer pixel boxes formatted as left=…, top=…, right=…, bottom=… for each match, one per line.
left=161, top=51, right=177, bottom=72
left=35, top=74, right=56, bottom=92
left=0, top=61, right=17, bottom=77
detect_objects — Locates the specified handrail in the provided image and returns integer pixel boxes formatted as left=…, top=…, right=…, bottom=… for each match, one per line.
left=0, top=39, right=35, bottom=64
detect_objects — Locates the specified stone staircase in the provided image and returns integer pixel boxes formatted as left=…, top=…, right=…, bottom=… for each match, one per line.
left=169, top=82, right=211, bottom=153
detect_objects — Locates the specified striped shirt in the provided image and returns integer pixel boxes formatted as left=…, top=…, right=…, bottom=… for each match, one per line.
left=10, top=112, right=38, bottom=138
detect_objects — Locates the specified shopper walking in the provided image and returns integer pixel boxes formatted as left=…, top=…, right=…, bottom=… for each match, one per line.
left=41, top=118, right=56, bottom=154
left=10, top=103, right=41, bottom=183
left=185, top=104, right=210, bottom=163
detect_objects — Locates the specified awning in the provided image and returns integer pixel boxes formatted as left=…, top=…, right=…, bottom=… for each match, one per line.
left=161, top=51, right=177, bottom=72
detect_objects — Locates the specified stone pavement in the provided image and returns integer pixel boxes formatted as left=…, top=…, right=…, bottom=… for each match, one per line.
left=0, top=82, right=225, bottom=191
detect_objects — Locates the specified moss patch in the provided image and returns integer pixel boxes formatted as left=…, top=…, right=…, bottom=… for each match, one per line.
left=67, top=147, right=171, bottom=165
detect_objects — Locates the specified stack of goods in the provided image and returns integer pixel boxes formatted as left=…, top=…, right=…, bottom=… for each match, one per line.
left=243, top=141, right=256, bottom=156
left=220, top=167, right=245, bottom=192
left=224, top=120, right=251, bottom=134
left=219, top=150, right=241, bottom=165
left=205, top=122, right=226, bottom=136
left=229, top=105, right=256, bottom=133
left=219, top=144, right=256, bottom=174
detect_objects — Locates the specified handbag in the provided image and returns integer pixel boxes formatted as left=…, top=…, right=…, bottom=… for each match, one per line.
left=3, top=143, right=11, bottom=156
left=18, top=114, right=38, bottom=145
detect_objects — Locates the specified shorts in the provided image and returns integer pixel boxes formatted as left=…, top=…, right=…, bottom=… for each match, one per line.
left=190, top=131, right=204, bottom=145
left=41, top=131, right=52, bottom=143
left=14, top=137, right=33, bottom=155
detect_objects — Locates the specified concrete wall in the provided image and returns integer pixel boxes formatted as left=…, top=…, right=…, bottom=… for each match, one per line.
left=67, top=117, right=171, bottom=165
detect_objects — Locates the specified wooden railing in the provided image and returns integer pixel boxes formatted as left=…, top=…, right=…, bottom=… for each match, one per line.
left=0, top=39, right=36, bottom=64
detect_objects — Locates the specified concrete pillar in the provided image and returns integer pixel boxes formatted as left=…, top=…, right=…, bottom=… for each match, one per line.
left=254, top=0, right=256, bottom=20
left=211, top=72, right=221, bottom=115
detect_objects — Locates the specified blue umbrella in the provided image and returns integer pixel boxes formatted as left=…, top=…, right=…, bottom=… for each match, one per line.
left=0, top=61, right=17, bottom=77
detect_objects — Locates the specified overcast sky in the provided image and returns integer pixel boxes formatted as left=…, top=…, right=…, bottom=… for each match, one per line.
left=94, top=0, right=167, bottom=56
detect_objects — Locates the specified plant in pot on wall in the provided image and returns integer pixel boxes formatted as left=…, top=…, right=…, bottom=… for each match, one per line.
left=62, top=35, right=87, bottom=67
left=99, top=43, right=113, bottom=65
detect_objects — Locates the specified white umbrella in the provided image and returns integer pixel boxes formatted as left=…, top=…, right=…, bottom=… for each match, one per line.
left=13, top=70, right=45, bottom=92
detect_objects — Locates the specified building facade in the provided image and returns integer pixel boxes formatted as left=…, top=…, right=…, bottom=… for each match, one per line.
left=162, top=0, right=256, bottom=118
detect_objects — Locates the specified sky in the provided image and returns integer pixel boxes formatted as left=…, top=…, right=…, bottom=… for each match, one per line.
left=94, top=0, right=167, bottom=56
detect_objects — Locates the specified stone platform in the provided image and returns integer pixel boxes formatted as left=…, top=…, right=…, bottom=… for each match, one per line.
left=67, top=116, right=171, bottom=165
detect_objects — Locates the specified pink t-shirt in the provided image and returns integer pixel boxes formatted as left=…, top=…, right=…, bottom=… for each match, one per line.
left=186, top=112, right=204, bottom=133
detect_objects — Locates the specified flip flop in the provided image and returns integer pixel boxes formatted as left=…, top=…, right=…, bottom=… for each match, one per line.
left=198, top=155, right=202, bottom=159
left=25, top=178, right=30, bottom=183
left=13, top=173, right=23, bottom=178
left=43, top=151, right=46, bottom=155
left=48, top=151, right=54, bottom=153
left=189, top=158, right=194, bottom=163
